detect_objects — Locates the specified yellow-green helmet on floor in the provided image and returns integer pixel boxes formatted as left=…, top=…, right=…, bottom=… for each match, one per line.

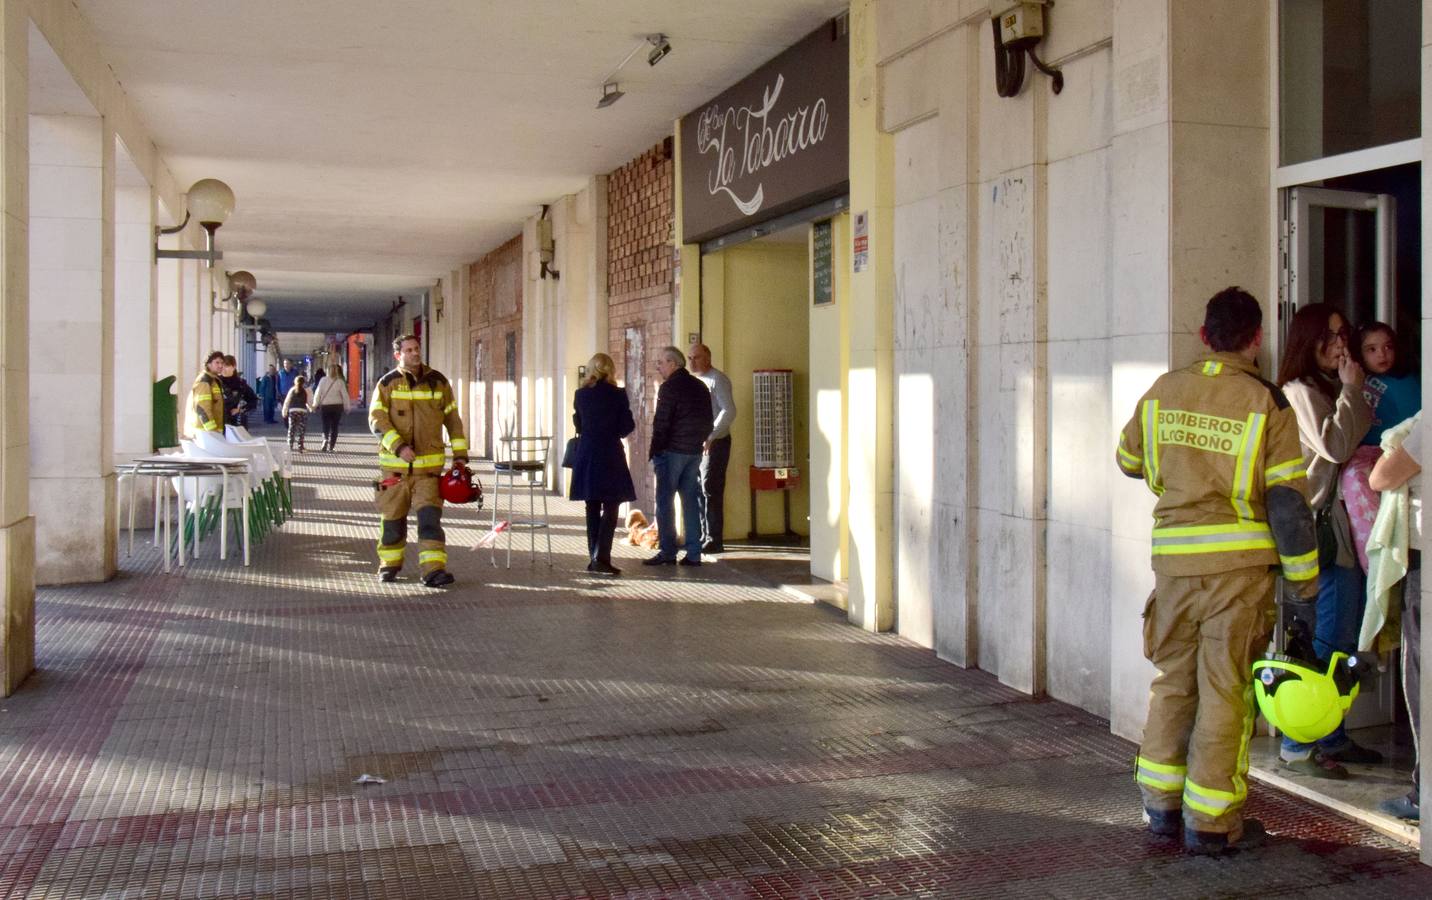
left=1251, top=652, right=1360, bottom=744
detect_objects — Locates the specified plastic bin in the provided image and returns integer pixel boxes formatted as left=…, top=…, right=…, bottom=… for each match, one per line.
left=152, top=375, right=178, bottom=450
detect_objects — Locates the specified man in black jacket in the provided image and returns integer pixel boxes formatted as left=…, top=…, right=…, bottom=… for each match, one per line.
left=645, top=346, right=714, bottom=566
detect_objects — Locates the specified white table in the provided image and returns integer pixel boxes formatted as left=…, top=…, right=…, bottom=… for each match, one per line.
left=117, top=455, right=252, bottom=571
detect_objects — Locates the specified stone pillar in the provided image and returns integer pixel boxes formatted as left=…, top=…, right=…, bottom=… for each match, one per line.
left=1108, top=0, right=1269, bottom=739
left=113, top=167, right=153, bottom=460
left=29, top=112, right=117, bottom=584
left=0, top=0, right=34, bottom=694
left=846, top=0, right=896, bottom=631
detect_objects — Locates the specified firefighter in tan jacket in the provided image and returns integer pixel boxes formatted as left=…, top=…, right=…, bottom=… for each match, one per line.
left=184, top=350, right=227, bottom=439
left=369, top=334, right=468, bottom=587
left=1116, top=288, right=1319, bottom=855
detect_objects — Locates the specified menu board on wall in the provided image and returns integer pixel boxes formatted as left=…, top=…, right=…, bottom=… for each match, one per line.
left=812, top=220, right=833, bottom=305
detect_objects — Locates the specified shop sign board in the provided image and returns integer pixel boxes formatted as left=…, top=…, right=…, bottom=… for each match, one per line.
left=852, top=210, right=868, bottom=273
left=679, top=23, right=849, bottom=245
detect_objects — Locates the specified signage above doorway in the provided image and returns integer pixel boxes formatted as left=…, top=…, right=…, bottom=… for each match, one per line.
left=679, top=21, right=849, bottom=245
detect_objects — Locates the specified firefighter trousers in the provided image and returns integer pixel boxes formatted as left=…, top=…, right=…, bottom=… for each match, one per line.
left=375, top=472, right=446, bottom=575
left=1136, top=566, right=1276, bottom=836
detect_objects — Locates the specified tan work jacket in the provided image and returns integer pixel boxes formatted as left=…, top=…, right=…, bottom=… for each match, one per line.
left=185, top=371, right=223, bottom=438
left=1117, top=352, right=1316, bottom=583
left=368, top=364, right=467, bottom=473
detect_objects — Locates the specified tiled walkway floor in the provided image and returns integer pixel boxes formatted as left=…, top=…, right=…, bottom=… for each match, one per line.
left=4, top=419, right=1432, bottom=898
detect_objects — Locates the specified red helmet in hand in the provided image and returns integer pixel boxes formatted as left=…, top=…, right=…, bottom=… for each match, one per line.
left=439, top=462, right=483, bottom=505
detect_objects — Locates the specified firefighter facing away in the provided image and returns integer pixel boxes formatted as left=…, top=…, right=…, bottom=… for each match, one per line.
left=1116, top=287, right=1320, bottom=854
left=185, top=350, right=227, bottom=438
left=369, top=334, right=468, bottom=587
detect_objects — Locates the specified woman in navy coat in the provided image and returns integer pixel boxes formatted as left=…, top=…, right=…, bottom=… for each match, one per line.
left=569, top=352, right=637, bottom=575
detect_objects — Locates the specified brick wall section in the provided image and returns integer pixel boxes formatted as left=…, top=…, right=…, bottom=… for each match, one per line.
left=466, top=234, right=523, bottom=460
left=606, top=141, right=676, bottom=513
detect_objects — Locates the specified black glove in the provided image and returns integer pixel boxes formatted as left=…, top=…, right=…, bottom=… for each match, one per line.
left=1278, top=579, right=1319, bottom=662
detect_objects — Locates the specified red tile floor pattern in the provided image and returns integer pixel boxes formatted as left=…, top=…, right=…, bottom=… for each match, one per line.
left=0, top=415, right=1429, bottom=897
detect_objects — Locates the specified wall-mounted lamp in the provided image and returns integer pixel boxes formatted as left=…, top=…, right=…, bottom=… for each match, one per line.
left=595, top=33, right=671, bottom=109
left=213, top=269, right=256, bottom=314
left=244, top=298, right=267, bottom=319
left=155, top=178, right=236, bottom=267
left=991, top=2, right=1063, bottom=97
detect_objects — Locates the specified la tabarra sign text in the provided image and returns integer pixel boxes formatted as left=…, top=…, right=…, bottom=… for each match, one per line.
left=680, top=23, right=848, bottom=244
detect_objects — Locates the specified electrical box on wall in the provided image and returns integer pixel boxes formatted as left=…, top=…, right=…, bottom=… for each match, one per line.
left=993, top=1, right=1046, bottom=45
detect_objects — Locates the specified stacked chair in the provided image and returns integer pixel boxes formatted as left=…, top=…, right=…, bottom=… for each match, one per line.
left=166, top=428, right=294, bottom=559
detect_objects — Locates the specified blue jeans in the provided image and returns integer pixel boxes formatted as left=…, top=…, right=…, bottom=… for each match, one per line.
left=654, top=451, right=702, bottom=561
left=1282, top=563, right=1366, bottom=756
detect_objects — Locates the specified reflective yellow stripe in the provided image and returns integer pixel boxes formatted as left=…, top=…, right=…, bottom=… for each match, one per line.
left=419, top=550, right=447, bottom=565
left=1280, top=548, right=1319, bottom=581
left=199, top=421, right=220, bottom=431
left=1117, top=440, right=1141, bottom=471
left=390, top=389, right=440, bottom=400
left=1135, top=756, right=1186, bottom=793
left=1229, top=413, right=1265, bottom=520
left=378, top=452, right=446, bottom=469
left=1183, top=780, right=1241, bottom=817
left=444, top=402, right=457, bottom=414
left=450, top=438, right=468, bottom=452
left=1151, top=522, right=1275, bottom=555
left=1141, top=399, right=1162, bottom=495
left=1264, top=456, right=1307, bottom=488
left=370, top=399, right=387, bottom=412
left=1202, top=361, right=1224, bottom=376
left=380, top=429, right=401, bottom=452
left=377, top=546, right=405, bottom=563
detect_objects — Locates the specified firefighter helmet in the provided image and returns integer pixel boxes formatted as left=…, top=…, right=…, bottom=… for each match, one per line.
left=1251, top=652, right=1360, bottom=745
left=439, top=462, right=483, bottom=505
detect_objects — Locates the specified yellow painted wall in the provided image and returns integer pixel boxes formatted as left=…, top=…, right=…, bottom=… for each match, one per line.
left=702, top=242, right=812, bottom=539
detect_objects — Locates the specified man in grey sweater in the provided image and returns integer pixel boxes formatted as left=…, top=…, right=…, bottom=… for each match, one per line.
left=689, top=343, right=737, bottom=554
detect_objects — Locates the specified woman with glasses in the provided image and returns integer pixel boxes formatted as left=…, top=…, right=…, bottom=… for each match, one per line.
left=1276, top=302, right=1379, bottom=779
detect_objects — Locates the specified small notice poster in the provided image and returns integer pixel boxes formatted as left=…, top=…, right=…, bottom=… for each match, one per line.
left=812, top=220, right=833, bottom=305
left=853, top=210, right=869, bottom=273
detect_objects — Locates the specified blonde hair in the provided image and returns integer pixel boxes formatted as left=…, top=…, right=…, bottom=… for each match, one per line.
left=584, top=352, right=618, bottom=387
left=327, top=363, right=343, bottom=380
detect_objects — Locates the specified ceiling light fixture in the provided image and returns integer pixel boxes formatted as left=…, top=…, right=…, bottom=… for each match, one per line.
left=596, top=82, right=625, bottom=109
left=595, top=33, right=671, bottom=109
left=154, top=178, right=235, bottom=268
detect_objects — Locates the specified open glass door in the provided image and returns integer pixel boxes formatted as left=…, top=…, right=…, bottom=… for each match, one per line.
left=1281, top=185, right=1400, bottom=732
left=1284, top=186, right=1396, bottom=342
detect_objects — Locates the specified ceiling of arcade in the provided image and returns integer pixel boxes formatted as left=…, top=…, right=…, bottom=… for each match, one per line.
left=68, top=0, right=850, bottom=332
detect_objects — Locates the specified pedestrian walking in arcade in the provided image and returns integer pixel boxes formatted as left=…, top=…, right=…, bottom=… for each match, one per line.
left=369, top=334, right=468, bottom=587
left=281, top=375, right=310, bottom=451
left=1117, top=287, right=1320, bottom=854
left=312, top=363, right=352, bottom=451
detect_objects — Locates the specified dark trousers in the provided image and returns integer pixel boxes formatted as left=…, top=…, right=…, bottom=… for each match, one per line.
left=585, top=500, right=621, bottom=564
left=319, top=405, right=344, bottom=448
left=262, top=398, right=277, bottom=423
left=699, top=436, right=731, bottom=546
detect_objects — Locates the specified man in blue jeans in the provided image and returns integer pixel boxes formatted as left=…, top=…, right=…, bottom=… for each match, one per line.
left=645, top=346, right=714, bottom=567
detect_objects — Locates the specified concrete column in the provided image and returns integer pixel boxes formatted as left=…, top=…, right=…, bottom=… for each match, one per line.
left=846, top=0, right=896, bottom=631
left=29, top=112, right=116, bottom=584
left=113, top=171, right=153, bottom=460
left=0, top=0, right=35, bottom=694
left=1107, top=0, right=1269, bottom=739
